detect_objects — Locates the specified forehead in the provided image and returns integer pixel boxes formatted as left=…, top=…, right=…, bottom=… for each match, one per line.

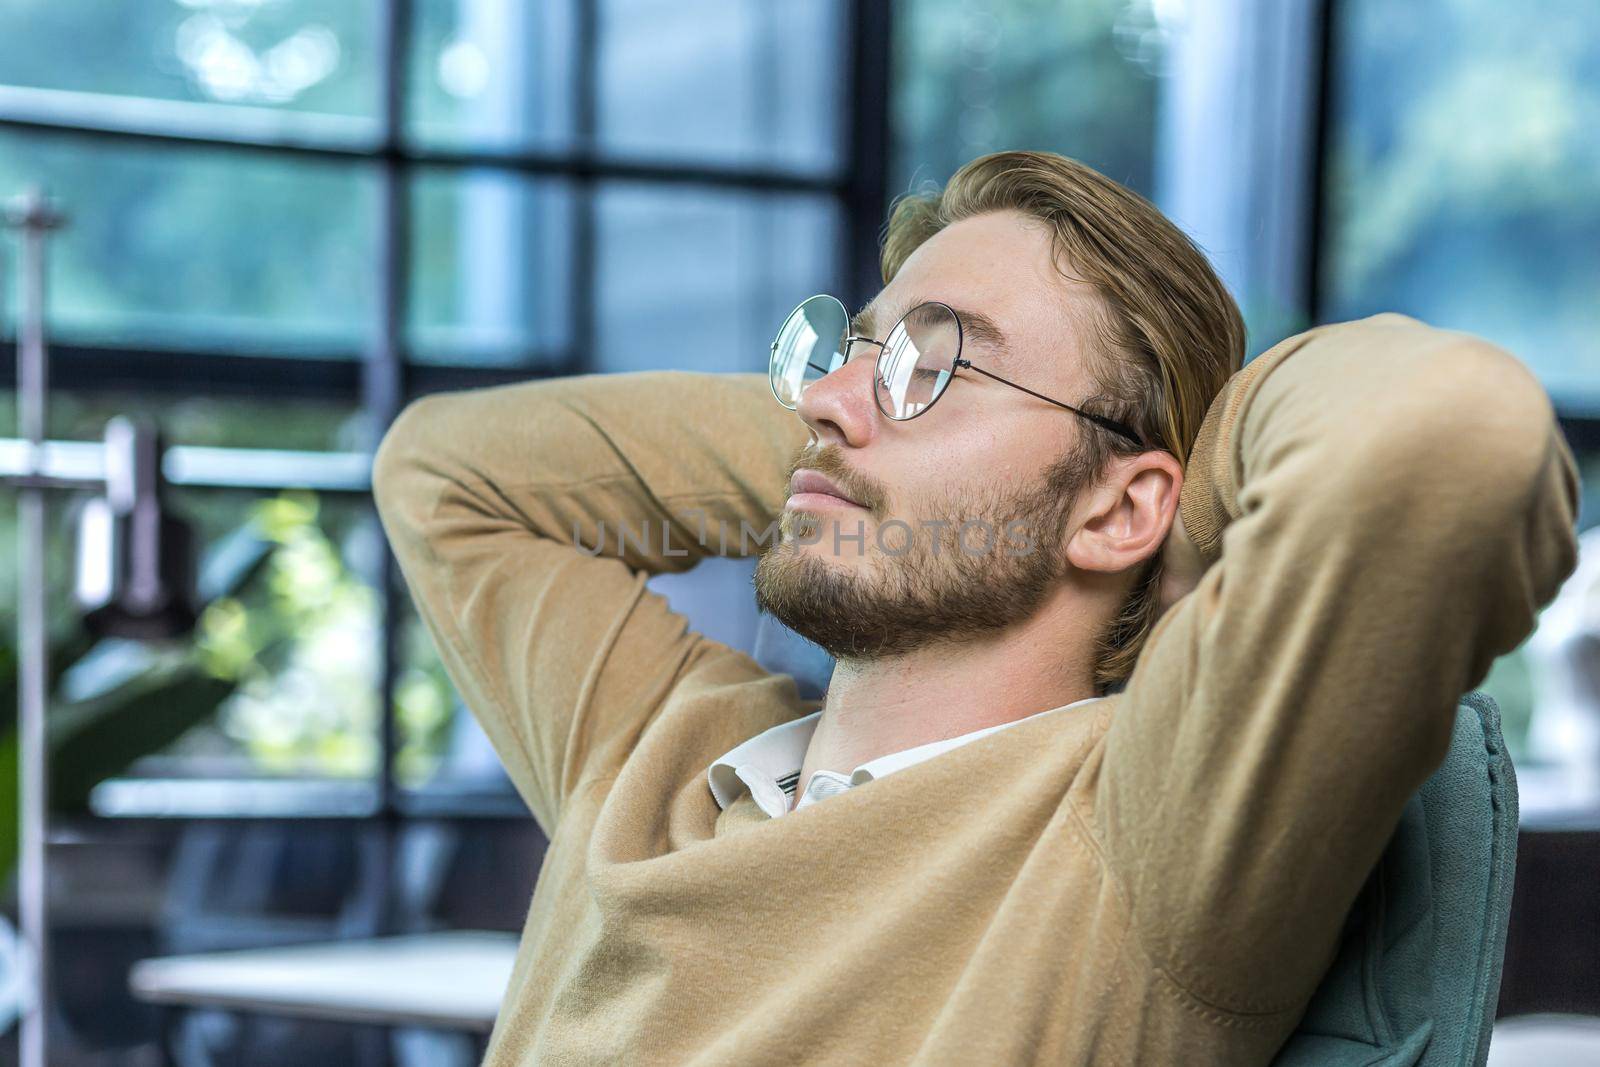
left=856, top=210, right=1103, bottom=379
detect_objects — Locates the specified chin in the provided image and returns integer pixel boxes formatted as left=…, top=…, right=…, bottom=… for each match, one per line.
left=770, top=537, right=866, bottom=580
left=778, top=509, right=879, bottom=565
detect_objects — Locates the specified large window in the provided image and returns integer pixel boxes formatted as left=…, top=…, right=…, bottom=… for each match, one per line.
left=0, top=0, right=877, bottom=805
left=10, top=0, right=1594, bottom=798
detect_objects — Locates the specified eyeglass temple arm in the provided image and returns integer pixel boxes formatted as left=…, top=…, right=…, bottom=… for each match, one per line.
left=956, top=359, right=1144, bottom=448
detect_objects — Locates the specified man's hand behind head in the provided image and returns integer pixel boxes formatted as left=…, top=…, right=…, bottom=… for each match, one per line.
left=1156, top=505, right=1208, bottom=618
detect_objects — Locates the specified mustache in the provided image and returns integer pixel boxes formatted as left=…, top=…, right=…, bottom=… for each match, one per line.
left=786, top=444, right=886, bottom=514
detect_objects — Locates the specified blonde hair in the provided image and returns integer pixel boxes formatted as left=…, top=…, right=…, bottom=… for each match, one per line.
left=880, top=150, right=1245, bottom=692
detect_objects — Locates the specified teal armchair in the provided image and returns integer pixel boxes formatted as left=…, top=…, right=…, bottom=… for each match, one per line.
left=1273, top=691, right=1519, bottom=1066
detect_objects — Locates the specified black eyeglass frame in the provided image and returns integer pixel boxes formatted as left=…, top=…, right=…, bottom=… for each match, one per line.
left=770, top=295, right=1146, bottom=449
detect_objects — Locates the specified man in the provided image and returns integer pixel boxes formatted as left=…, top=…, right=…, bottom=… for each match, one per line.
left=373, top=150, right=1579, bottom=1063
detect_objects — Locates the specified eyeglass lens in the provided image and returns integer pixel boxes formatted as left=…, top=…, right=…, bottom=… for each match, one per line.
left=872, top=303, right=959, bottom=420
left=770, top=295, right=962, bottom=421
left=770, top=295, right=850, bottom=409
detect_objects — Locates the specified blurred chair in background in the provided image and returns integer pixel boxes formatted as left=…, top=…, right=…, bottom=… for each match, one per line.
left=647, top=556, right=836, bottom=700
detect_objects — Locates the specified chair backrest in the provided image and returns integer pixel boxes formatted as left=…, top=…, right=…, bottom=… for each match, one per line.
left=648, top=559, right=836, bottom=700
left=752, top=613, right=835, bottom=701
left=1273, top=691, right=1520, bottom=1067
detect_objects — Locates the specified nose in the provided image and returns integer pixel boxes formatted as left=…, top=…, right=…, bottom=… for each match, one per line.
left=795, top=341, right=880, bottom=448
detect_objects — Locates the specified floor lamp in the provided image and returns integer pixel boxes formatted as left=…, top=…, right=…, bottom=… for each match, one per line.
left=6, top=185, right=63, bottom=1067
left=4, top=188, right=199, bottom=1067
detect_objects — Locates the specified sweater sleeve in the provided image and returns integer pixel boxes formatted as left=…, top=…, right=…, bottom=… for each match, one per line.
left=1091, top=312, right=1581, bottom=1014
left=372, top=370, right=811, bottom=834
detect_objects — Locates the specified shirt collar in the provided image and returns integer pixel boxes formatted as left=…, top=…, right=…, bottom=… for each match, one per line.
left=706, top=696, right=1103, bottom=816
left=706, top=711, right=822, bottom=815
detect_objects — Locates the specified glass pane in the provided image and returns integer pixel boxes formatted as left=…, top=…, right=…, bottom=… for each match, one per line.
left=394, top=598, right=516, bottom=796
left=892, top=0, right=1163, bottom=195
left=409, top=169, right=576, bottom=367
left=406, top=0, right=575, bottom=151
left=0, top=486, right=382, bottom=793
left=1321, top=0, right=1600, bottom=406
left=597, top=0, right=846, bottom=175
left=594, top=183, right=843, bottom=374
left=0, top=132, right=376, bottom=355
left=0, top=0, right=377, bottom=116
left=395, top=602, right=459, bottom=789
left=137, top=490, right=383, bottom=779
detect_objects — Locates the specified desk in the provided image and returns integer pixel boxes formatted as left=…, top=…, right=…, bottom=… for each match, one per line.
left=1488, top=1014, right=1600, bottom=1066
left=129, top=930, right=518, bottom=1034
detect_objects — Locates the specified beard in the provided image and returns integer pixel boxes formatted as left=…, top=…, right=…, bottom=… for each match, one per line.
left=753, top=443, right=1092, bottom=661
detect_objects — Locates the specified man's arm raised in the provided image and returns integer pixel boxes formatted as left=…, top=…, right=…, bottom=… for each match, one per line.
left=372, top=371, right=810, bottom=834
left=1092, top=313, right=1581, bottom=1018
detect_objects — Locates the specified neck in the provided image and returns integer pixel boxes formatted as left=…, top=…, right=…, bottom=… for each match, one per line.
left=795, top=587, right=1104, bottom=799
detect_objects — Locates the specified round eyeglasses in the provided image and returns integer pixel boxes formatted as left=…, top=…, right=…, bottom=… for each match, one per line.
left=768, top=294, right=1145, bottom=448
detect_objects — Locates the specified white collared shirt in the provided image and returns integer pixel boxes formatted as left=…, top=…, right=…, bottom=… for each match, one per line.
left=706, top=696, right=1104, bottom=818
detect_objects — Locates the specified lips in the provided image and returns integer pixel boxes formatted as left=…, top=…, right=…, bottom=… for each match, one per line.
left=788, top=468, right=865, bottom=507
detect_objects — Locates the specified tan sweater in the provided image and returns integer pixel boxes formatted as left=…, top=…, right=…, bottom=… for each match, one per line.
left=373, top=312, right=1580, bottom=1065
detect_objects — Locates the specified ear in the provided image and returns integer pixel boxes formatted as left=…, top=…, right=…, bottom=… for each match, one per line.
left=1064, top=451, right=1182, bottom=575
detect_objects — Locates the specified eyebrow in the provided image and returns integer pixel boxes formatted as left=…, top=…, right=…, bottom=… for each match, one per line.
left=852, top=298, right=1011, bottom=356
